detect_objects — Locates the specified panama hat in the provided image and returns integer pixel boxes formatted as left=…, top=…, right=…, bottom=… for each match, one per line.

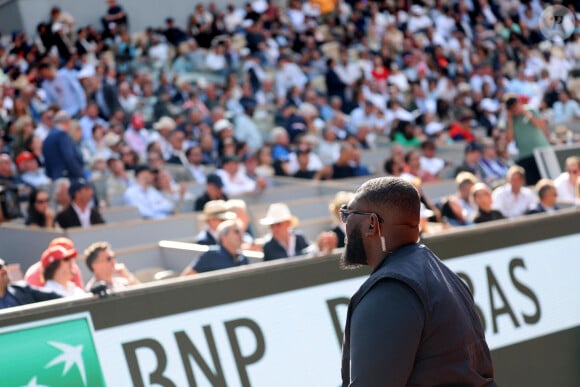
left=259, top=203, right=298, bottom=227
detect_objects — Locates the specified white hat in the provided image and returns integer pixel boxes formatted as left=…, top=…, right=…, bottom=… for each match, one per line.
left=202, top=200, right=237, bottom=220
left=103, top=132, right=121, bottom=147
left=213, top=118, right=233, bottom=133
left=410, top=5, right=425, bottom=16
left=153, top=116, right=176, bottom=131
left=479, top=98, right=500, bottom=113
left=259, top=203, right=298, bottom=226
left=77, top=66, right=96, bottom=79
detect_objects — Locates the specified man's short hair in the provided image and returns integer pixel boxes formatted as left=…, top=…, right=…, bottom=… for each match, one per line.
left=84, top=241, right=111, bottom=272
left=355, top=177, right=420, bottom=221
left=455, top=171, right=478, bottom=187
left=566, top=156, right=580, bottom=168
left=507, top=165, right=526, bottom=180
left=535, top=179, right=555, bottom=199
left=217, top=219, right=241, bottom=240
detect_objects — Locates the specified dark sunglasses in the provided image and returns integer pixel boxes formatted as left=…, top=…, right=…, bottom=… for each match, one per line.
left=36, top=199, right=49, bottom=204
left=339, top=204, right=384, bottom=224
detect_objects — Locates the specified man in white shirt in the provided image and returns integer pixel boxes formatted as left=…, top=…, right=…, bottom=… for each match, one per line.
left=554, top=156, right=580, bottom=204
left=215, top=155, right=266, bottom=197
left=124, top=165, right=175, bottom=219
left=492, top=166, right=538, bottom=218
left=235, top=99, right=263, bottom=153
left=419, top=140, right=446, bottom=177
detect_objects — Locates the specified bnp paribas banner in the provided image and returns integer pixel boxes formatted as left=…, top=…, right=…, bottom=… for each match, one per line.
left=0, top=314, right=105, bottom=387
left=1, top=234, right=579, bottom=386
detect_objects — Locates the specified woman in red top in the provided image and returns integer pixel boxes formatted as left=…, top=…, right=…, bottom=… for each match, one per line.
left=371, top=56, right=390, bottom=94
left=449, top=115, right=476, bottom=142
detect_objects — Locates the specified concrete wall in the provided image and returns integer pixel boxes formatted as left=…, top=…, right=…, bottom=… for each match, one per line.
left=2, top=0, right=264, bottom=38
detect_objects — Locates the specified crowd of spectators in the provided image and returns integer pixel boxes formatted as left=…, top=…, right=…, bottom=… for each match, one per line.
left=2, top=0, right=580, bottom=308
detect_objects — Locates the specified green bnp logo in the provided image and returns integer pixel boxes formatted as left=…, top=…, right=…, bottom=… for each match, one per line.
left=0, top=314, right=105, bottom=387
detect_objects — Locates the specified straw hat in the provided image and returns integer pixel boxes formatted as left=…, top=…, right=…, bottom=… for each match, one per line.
left=201, top=200, right=236, bottom=221
left=153, top=116, right=176, bottom=131
left=259, top=203, right=298, bottom=227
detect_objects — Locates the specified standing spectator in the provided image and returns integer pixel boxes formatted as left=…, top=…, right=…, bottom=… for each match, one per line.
left=25, top=189, right=55, bottom=228
left=194, top=174, right=229, bottom=212
left=0, top=258, right=61, bottom=310
left=38, top=62, right=86, bottom=117
left=554, top=156, right=580, bottom=204
left=504, top=93, right=550, bottom=185
left=492, top=166, right=537, bottom=218
left=525, top=180, right=560, bottom=215
left=234, top=99, right=263, bottom=153
left=42, top=110, right=85, bottom=180
left=56, top=179, right=105, bottom=228
left=183, top=219, right=249, bottom=275
left=260, top=203, right=312, bottom=261
left=83, top=242, right=140, bottom=292
left=41, top=245, right=86, bottom=297
left=471, top=183, right=506, bottom=224
left=124, top=165, right=175, bottom=219
left=78, top=102, right=108, bottom=142
left=102, top=0, right=128, bottom=38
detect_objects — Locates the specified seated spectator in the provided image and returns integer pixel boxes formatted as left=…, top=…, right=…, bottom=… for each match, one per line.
left=25, top=189, right=55, bottom=228
left=419, top=139, right=445, bottom=173
left=0, top=153, right=32, bottom=202
left=554, top=156, right=580, bottom=204
left=24, top=237, right=84, bottom=288
left=165, top=130, right=187, bottom=165
left=401, top=149, right=437, bottom=183
left=287, top=134, right=324, bottom=175
left=215, top=155, right=267, bottom=196
left=328, top=191, right=354, bottom=248
left=124, top=165, right=175, bottom=219
left=270, top=127, right=291, bottom=175
left=492, top=166, right=538, bottom=218
left=182, top=219, right=249, bottom=275
left=194, top=173, right=229, bottom=212
left=40, top=245, right=86, bottom=297
left=317, top=127, right=341, bottom=166
left=326, top=142, right=371, bottom=179
left=15, top=151, right=51, bottom=189
left=0, top=257, right=61, bottom=310
left=226, top=199, right=256, bottom=246
left=525, top=179, right=561, bottom=215
left=478, top=138, right=509, bottom=187
left=105, top=156, right=135, bottom=204
left=195, top=200, right=236, bottom=245
left=383, top=157, right=404, bottom=177
left=153, top=168, right=192, bottom=203
left=455, top=142, right=485, bottom=181
left=471, top=183, right=506, bottom=224
left=551, top=89, right=580, bottom=125
left=83, top=242, right=140, bottom=292
left=185, top=145, right=209, bottom=184
left=448, top=115, right=476, bottom=142
left=260, top=203, right=312, bottom=261
left=391, top=120, right=422, bottom=148
left=56, top=179, right=105, bottom=229
left=293, top=147, right=326, bottom=180
left=440, top=172, right=479, bottom=226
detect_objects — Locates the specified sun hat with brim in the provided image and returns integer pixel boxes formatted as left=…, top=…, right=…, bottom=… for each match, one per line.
left=259, top=203, right=299, bottom=227
left=201, top=200, right=237, bottom=221
left=153, top=116, right=176, bottom=131
left=41, top=245, right=78, bottom=268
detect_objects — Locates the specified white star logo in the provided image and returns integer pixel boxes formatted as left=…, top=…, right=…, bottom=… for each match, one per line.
left=21, top=376, right=49, bottom=387
left=44, top=341, right=87, bottom=386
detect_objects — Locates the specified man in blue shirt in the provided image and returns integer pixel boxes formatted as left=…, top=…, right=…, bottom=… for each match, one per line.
left=39, top=62, right=86, bottom=118
left=182, top=219, right=249, bottom=275
left=0, top=258, right=61, bottom=310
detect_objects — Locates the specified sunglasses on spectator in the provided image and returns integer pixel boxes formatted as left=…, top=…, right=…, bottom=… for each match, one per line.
left=568, top=169, right=579, bottom=175
left=339, top=205, right=384, bottom=224
left=36, top=198, right=49, bottom=204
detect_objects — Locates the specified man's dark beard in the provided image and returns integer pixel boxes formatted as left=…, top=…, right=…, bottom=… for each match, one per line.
left=340, top=225, right=367, bottom=269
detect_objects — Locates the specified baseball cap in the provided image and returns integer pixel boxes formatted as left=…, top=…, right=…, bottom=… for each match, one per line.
left=41, top=245, right=78, bottom=268
left=68, top=178, right=91, bottom=199
left=15, top=151, right=36, bottom=168
left=213, top=119, right=233, bottom=133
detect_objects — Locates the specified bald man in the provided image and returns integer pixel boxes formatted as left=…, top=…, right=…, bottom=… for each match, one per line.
left=340, top=177, right=496, bottom=386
